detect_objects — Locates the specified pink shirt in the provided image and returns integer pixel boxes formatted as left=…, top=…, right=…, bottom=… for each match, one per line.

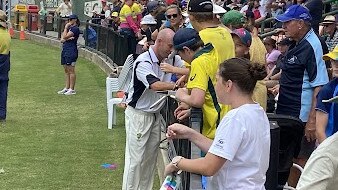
left=266, top=49, right=281, bottom=69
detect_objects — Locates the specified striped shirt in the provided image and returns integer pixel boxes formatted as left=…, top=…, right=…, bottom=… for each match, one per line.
left=126, top=47, right=183, bottom=113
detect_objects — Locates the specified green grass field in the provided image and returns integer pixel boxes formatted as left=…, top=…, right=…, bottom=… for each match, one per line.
left=0, top=39, right=161, bottom=189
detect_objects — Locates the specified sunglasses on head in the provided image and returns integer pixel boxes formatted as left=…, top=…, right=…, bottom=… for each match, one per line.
left=166, top=14, right=178, bottom=19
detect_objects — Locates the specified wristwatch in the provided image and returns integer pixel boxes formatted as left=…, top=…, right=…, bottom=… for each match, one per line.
left=173, top=83, right=179, bottom=91
left=172, top=156, right=183, bottom=169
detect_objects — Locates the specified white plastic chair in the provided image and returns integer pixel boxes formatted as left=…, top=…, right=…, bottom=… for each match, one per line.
left=118, top=54, right=136, bottom=92
left=283, top=163, right=304, bottom=190
left=106, top=77, right=123, bottom=129
left=106, top=54, right=136, bottom=129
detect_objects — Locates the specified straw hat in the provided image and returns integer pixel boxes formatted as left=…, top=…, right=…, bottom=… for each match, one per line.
left=320, top=15, right=336, bottom=25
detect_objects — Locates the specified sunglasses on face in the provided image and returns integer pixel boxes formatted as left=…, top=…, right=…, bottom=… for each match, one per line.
left=166, top=14, right=178, bottom=19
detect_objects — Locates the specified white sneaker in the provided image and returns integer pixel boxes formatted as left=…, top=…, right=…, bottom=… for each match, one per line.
left=64, top=90, right=76, bottom=95
left=57, top=88, right=68, bottom=94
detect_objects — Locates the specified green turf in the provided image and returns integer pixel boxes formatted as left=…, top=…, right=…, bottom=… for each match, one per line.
left=0, top=39, right=160, bottom=189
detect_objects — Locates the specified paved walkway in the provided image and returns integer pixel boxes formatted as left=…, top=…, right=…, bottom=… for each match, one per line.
left=31, top=30, right=86, bottom=45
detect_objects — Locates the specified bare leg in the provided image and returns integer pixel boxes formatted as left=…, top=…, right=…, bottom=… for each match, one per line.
left=64, top=65, right=70, bottom=89
left=67, top=65, right=76, bottom=90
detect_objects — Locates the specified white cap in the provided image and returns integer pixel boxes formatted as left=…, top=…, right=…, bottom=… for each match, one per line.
left=213, top=4, right=227, bottom=14
left=140, top=14, right=157, bottom=25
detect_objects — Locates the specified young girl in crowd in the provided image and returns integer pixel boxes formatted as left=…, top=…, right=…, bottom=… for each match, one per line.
left=264, top=37, right=281, bottom=74
left=57, top=14, right=80, bottom=95
left=164, top=58, right=270, bottom=189
left=231, top=28, right=251, bottom=59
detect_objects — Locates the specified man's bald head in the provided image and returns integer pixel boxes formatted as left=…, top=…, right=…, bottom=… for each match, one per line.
left=154, top=28, right=175, bottom=61
left=156, top=28, right=175, bottom=42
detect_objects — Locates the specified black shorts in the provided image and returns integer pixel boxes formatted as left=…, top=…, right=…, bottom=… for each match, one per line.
left=61, top=50, right=78, bottom=66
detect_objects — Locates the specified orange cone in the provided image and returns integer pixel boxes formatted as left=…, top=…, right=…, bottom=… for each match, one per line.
left=19, top=25, right=25, bottom=40
left=8, top=23, right=14, bottom=38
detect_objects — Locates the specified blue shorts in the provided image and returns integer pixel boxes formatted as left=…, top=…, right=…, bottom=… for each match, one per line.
left=61, top=50, right=78, bottom=66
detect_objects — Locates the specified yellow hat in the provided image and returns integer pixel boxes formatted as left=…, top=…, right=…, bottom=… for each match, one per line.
left=111, top=12, right=119, bottom=17
left=323, top=45, right=338, bottom=61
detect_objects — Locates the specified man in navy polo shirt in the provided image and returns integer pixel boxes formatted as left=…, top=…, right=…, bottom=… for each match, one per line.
left=275, top=5, right=329, bottom=186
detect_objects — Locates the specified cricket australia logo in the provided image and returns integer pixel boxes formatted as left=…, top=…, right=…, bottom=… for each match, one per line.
left=287, top=56, right=297, bottom=64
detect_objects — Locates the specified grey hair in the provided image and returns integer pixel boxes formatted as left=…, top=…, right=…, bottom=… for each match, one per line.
left=304, top=21, right=311, bottom=28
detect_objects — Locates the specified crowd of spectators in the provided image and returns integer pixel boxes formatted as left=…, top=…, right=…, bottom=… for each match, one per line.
left=99, top=0, right=338, bottom=189
left=88, top=0, right=337, bottom=63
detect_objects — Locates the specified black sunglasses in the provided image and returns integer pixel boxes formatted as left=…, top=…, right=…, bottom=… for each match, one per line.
left=166, top=14, right=178, bottom=19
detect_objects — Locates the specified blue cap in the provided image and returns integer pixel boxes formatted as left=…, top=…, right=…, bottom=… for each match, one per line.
left=231, top=28, right=252, bottom=47
left=68, top=14, right=78, bottom=20
left=173, top=28, right=201, bottom=50
left=275, top=5, right=312, bottom=22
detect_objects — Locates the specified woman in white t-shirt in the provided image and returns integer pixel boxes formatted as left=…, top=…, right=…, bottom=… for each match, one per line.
left=165, top=58, right=271, bottom=190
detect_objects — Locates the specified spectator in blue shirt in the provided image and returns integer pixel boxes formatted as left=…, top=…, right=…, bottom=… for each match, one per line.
left=58, top=14, right=80, bottom=95
left=275, top=5, right=329, bottom=186
left=85, top=25, right=97, bottom=49
left=316, top=45, right=338, bottom=144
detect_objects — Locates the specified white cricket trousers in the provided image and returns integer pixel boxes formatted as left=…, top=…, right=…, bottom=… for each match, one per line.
left=122, top=106, right=162, bottom=190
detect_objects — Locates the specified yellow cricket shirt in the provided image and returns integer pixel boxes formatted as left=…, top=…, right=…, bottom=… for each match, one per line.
left=199, top=26, right=235, bottom=65
left=250, top=36, right=267, bottom=65
left=119, top=4, right=133, bottom=23
left=250, top=36, right=268, bottom=111
left=131, top=3, right=142, bottom=20
left=0, top=28, right=11, bottom=55
left=187, top=44, right=231, bottom=139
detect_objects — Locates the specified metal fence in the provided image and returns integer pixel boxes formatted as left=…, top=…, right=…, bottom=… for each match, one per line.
left=83, top=21, right=130, bottom=66
left=23, top=12, right=130, bottom=66
left=162, top=96, right=201, bottom=190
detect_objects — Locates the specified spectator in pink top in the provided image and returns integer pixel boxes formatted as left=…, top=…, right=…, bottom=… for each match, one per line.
left=264, top=37, right=281, bottom=73
left=119, top=0, right=142, bottom=54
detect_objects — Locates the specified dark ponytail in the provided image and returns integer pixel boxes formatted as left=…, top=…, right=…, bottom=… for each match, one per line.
left=219, top=58, right=267, bottom=95
left=248, top=62, right=267, bottom=81
left=76, top=19, right=80, bottom=27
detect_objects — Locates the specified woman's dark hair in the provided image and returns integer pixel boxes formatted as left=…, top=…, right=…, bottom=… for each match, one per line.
left=153, top=5, right=166, bottom=17
left=219, top=58, right=266, bottom=94
left=247, top=0, right=255, bottom=10
left=76, top=19, right=80, bottom=27
left=264, top=37, right=276, bottom=49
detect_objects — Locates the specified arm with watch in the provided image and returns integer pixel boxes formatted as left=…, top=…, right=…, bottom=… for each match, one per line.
left=164, top=124, right=226, bottom=177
